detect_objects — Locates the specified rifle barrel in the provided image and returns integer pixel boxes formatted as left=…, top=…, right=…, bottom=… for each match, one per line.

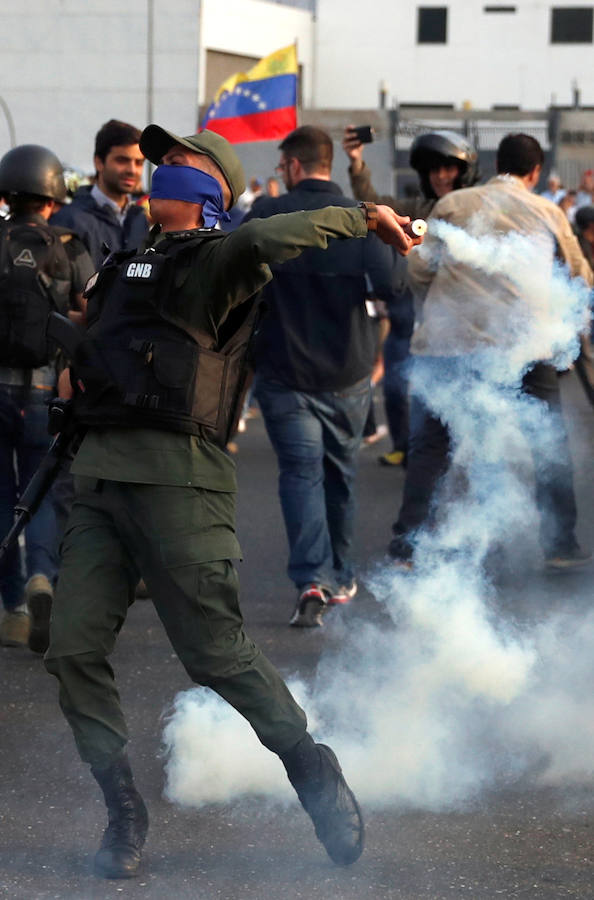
left=0, top=429, right=76, bottom=562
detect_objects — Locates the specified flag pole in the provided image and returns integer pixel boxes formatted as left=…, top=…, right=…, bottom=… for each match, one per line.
left=196, top=0, right=204, bottom=132
left=294, top=38, right=299, bottom=127
left=146, top=0, right=155, bottom=186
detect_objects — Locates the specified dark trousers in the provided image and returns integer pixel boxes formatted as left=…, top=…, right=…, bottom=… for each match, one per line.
left=390, top=359, right=578, bottom=560
left=45, top=477, right=307, bottom=769
left=520, top=363, right=577, bottom=555
left=382, top=332, right=412, bottom=453
left=0, top=384, right=58, bottom=609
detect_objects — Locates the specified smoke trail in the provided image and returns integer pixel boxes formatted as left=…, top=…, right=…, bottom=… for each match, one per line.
left=162, top=219, right=593, bottom=812
left=162, top=679, right=313, bottom=807
left=427, top=217, right=590, bottom=373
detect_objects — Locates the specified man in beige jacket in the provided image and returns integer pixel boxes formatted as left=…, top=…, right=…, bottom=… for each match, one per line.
left=389, top=133, right=592, bottom=572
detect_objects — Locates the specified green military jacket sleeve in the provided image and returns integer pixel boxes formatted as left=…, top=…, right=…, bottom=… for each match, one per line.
left=170, top=205, right=368, bottom=341
left=71, top=205, right=371, bottom=489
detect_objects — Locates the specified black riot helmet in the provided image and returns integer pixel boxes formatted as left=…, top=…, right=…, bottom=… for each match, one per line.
left=0, top=144, right=67, bottom=203
left=409, top=130, right=479, bottom=199
left=575, top=205, right=594, bottom=232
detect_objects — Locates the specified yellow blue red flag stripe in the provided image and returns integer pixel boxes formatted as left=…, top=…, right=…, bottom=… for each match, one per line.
left=201, top=44, right=298, bottom=143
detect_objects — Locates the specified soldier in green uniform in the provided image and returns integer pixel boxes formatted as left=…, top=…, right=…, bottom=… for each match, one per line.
left=43, top=124, right=420, bottom=880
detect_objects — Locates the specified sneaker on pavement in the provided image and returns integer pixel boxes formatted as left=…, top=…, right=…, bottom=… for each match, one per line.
left=387, top=534, right=414, bottom=572
left=290, top=585, right=329, bottom=627
left=329, top=581, right=358, bottom=606
left=0, top=609, right=31, bottom=647
left=25, top=574, right=53, bottom=654
left=544, top=546, right=592, bottom=572
left=379, top=449, right=405, bottom=467
left=281, top=736, right=364, bottom=866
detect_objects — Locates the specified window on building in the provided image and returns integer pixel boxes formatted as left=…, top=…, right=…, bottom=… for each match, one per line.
left=550, top=7, right=593, bottom=43
left=417, top=7, right=448, bottom=43
left=483, top=5, right=517, bottom=11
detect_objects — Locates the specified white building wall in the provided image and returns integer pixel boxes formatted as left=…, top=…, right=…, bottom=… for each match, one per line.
left=200, top=0, right=313, bottom=105
left=0, top=0, right=313, bottom=172
left=2, top=0, right=593, bottom=170
left=314, top=0, right=594, bottom=111
left=0, top=0, right=203, bottom=170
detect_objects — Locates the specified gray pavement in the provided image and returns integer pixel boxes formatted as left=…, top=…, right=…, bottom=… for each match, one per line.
left=1, top=373, right=593, bottom=900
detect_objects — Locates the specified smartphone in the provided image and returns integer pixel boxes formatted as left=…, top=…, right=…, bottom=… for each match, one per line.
left=352, top=125, right=374, bottom=144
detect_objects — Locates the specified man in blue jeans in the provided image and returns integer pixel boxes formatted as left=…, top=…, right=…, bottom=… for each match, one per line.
left=243, top=126, right=396, bottom=626
left=0, top=387, right=58, bottom=645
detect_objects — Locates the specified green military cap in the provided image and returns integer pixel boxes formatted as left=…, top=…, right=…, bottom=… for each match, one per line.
left=140, top=124, right=245, bottom=208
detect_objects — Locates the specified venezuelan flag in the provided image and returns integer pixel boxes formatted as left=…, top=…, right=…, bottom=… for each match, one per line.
left=201, top=44, right=298, bottom=143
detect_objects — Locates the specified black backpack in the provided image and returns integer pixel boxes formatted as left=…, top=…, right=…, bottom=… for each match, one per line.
left=0, top=218, right=71, bottom=368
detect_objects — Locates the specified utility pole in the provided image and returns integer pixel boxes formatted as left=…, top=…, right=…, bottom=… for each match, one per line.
left=147, top=0, right=154, bottom=125
left=0, top=95, right=16, bottom=148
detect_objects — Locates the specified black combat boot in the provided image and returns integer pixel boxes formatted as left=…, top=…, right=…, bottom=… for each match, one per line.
left=280, top=733, right=364, bottom=865
left=90, top=753, right=149, bottom=878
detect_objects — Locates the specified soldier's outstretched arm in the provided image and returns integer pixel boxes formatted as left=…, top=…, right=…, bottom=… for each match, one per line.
left=221, top=204, right=419, bottom=268
left=196, top=205, right=423, bottom=318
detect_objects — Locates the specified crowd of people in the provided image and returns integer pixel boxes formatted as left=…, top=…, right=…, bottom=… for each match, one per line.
left=0, top=114, right=592, bottom=880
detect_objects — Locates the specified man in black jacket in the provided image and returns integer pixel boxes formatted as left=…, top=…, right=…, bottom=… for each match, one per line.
left=244, top=126, right=396, bottom=626
left=51, top=119, right=148, bottom=268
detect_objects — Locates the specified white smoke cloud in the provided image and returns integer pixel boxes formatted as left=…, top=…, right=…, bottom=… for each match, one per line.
left=162, top=219, right=593, bottom=813
left=426, top=217, right=590, bottom=373
left=162, top=680, right=312, bottom=807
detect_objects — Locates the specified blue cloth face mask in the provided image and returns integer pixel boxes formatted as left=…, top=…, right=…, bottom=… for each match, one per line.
left=150, top=165, right=230, bottom=228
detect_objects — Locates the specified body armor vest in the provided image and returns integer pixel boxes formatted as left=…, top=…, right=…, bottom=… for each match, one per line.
left=0, top=218, right=72, bottom=368
left=72, top=230, right=262, bottom=447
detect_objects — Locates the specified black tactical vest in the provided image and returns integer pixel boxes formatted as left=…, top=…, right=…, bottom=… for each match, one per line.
left=72, top=230, right=262, bottom=447
left=0, top=217, right=72, bottom=368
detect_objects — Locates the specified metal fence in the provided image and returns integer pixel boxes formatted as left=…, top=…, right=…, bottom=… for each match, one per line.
left=557, top=159, right=588, bottom=192
left=394, top=116, right=550, bottom=153
left=391, top=114, right=552, bottom=195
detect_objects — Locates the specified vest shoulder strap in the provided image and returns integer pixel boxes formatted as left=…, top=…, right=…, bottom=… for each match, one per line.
left=155, top=228, right=227, bottom=260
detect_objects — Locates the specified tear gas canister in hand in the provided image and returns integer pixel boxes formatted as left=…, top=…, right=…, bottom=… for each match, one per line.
left=403, top=219, right=428, bottom=238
